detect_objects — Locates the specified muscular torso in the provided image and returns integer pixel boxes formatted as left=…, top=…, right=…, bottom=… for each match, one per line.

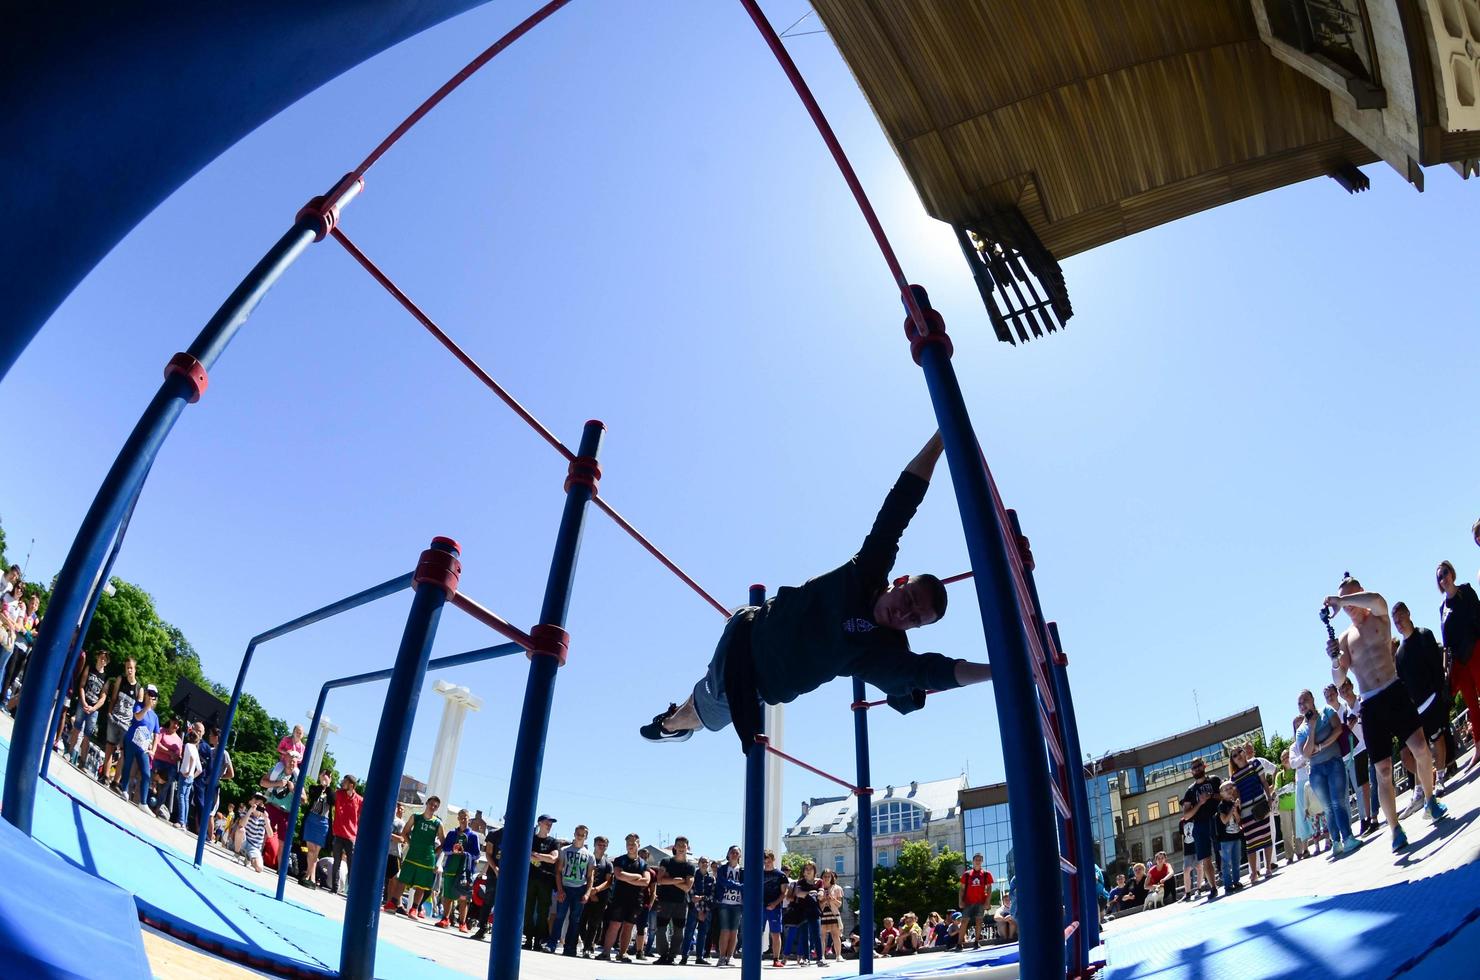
left=1341, top=612, right=1397, bottom=693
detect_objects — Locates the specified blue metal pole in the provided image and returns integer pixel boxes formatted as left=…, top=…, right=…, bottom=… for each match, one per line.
left=195, top=571, right=414, bottom=865
left=274, top=641, right=522, bottom=901
left=907, top=286, right=1062, bottom=980
left=1049, top=621, right=1099, bottom=959
left=40, top=474, right=146, bottom=781
left=4, top=180, right=360, bottom=835
left=852, top=677, right=875, bottom=975
left=340, top=537, right=460, bottom=980
left=741, top=583, right=767, bottom=980
left=488, top=420, right=603, bottom=980
left=277, top=683, right=332, bottom=901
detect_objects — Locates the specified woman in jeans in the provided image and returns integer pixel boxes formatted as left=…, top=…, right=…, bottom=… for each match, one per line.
left=1295, top=688, right=1362, bottom=857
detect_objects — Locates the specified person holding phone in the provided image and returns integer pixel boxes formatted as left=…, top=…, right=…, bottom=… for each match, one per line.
left=1295, top=688, right=1361, bottom=857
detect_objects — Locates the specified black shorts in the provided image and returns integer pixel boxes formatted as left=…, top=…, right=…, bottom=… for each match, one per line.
left=608, top=893, right=642, bottom=926
left=1351, top=750, right=1369, bottom=786
left=1361, top=683, right=1422, bottom=758
left=1418, top=695, right=1450, bottom=741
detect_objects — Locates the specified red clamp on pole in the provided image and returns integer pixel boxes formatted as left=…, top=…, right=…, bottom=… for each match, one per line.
left=902, top=284, right=953, bottom=365
left=528, top=623, right=570, bottom=666
left=563, top=456, right=601, bottom=495
left=853, top=786, right=874, bottom=797
left=412, top=537, right=462, bottom=597
left=849, top=700, right=871, bottom=712
left=296, top=172, right=365, bottom=242
left=164, top=353, right=209, bottom=403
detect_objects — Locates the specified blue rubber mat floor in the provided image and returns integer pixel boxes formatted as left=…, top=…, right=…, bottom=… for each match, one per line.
left=1103, top=858, right=1480, bottom=980
left=0, top=735, right=461, bottom=979
left=815, top=944, right=1021, bottom=976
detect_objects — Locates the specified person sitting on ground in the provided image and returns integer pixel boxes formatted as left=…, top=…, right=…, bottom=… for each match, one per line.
left=1106, top=873, right=1129, bottom=916
left=641, top=434, right=992, bottom=745
left=1325, top=575, right=1448, bottom=852
left=1145, top=851, right=1173, bottom=908
left=876, top=916, right=899, bottom=956
left=893, top=911, right=925, bottom=956
left=994, top=879, right=1017, bottom=941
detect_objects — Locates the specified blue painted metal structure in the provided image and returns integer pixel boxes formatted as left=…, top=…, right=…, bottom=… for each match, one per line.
left=487, top=420, right=603, bottom=980
left=2, top=1, right=495, bottom=381
left=39, top=477, right=147, bottom=782
left=1048, top=621, right=1099, bottom=959
left=276, top=640, right=523, bottom=901
left=194, top=570, right=414, bottom=866
left=851, top=677, right=875, bottom=975
left=741, top=584, right=767, bottom=980
left=2, top=183, right=360, bottom=836
left=341, top=537, right=460, bottom=980
left=908, top=286, right=1063, bottom=980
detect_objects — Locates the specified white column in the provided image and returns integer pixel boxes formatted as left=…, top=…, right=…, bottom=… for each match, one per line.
left=425, top=681, right=482, bottom=818
left=764, top=703, right=785, bottom=856
left=305, top=710, right=339, bottom=780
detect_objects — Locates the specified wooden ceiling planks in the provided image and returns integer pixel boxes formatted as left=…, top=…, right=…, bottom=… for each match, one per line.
left=811, top=0, right=1363, bottom=258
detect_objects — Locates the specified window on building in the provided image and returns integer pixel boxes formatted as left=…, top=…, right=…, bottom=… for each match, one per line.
left=834, top=854, right=845, bottom=876
left=1126, top=807, right=1141, bottom=828
left=1169, top=797, right=1180, bottom=816
left=1151, top=835, right=1164, bottom=857
left=876, top=849, right=890, bottom=869
left=1131, top=841, right=1144, bottom=865
left=1147, top=802, right=1160, bottom=821
left=871, top=800, right=925, bottom=836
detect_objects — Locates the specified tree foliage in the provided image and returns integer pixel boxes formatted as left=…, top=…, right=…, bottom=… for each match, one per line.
left=852, top=840, right=964, bottom=930
left=781, top=851, right=812, bottom=879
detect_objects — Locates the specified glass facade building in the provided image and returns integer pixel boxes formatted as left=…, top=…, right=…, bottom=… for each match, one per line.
left=961, top=800, right=1013, bottom=893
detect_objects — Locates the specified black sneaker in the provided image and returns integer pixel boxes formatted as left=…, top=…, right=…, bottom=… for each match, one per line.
left=639, top=703, right=693, bottom=744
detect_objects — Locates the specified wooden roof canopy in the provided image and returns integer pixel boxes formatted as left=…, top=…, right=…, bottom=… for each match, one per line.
left=808, top=0, right=1378, bottom=343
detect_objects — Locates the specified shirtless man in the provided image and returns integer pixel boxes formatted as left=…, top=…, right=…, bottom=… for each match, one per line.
left=1324, top=576, right=1448, bottom=852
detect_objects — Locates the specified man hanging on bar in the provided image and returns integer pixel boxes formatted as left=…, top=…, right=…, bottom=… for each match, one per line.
left=641, top=432, right=993, bottom=749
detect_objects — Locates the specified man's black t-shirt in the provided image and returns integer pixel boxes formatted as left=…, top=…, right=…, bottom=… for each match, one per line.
left=1441, top=583, right=1480, bottom=664
left=1215, top=800, right=1243, bottom=842
left=762, top=868, right=788, bottom=905
left=485, top=826, right=503, bottom=871
left=590, top=854, right=614, bottom=894
left=1398, top=626, right=1448, bottom=704
left=530, top=833, right=559, bottom=884
left=1181, top=775, right=1222, bottom=828
left=657, top=857, right=695, bottom=904
left=612, top=854, right=647, bottom=902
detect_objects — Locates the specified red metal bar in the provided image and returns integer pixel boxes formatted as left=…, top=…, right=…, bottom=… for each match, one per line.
left=1059, top=856, right=1076, bottom=876
left=1040, top=701, right=1065, bottom=767
left=448, top=592, right=536, bottom=651
left=1063, top=921, right=1080, bottom=941
left=854, top=688, right=942, bottom=710
left=590, top=497, right=732, bottom=618
left=734, top=0, right=932, bottom=342
left=755, top=736, right=862, bottom=795
left=1049, top=779, right=1070, bottom=820
left=941, top=570, right=973, bottom=585
left=350, top=0, right=575, bottom=179
left=330, top=230, right=733, bottom=621
left=331, top=228, right=574, bottom=460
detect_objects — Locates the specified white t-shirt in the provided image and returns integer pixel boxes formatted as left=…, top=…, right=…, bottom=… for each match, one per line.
left=1340, top=704, right=1366, bottom=754
left=179, top=742, right=203, bottom=780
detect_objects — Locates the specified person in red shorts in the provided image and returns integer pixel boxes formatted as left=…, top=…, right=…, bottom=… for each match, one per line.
left=957, top=853, right=993, bottom=949
left=1438, top=560, right=1480, bottom=772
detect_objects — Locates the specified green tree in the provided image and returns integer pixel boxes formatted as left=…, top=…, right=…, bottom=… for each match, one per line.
left=781, top=851, right=812, bottom=879
left=855, top=840, right=963, bottom=930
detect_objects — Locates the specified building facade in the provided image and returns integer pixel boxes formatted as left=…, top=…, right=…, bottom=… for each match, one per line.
left=783, top=775, right=966, bottom=931
left=960, top=708, right=1265, bottom=885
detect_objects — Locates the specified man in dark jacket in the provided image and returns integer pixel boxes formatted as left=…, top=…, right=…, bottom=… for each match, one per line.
left=1437, top=560, right=1480, bottom=773
left=640, top=433, right=992, bottom=746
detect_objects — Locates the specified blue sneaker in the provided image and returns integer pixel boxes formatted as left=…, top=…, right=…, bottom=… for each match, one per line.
left=1343, top=837, right=1362, bottom=856
left=1425, top=797, right=1449, bottom=822
left=1391, top=826, right=1409, bottom=853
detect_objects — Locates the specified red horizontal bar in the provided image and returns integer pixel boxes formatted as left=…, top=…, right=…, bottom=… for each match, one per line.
left=1040, top=702, right=1065, bottom=767
left=755, top=736, right=860, bottom=795
left=448, top=593, right=535, bottom=651
left=1063, top=921, right=1079, bottom=941
left=591, top=496, right=731, bottom=619
left=941, top=570, right=973, bottom=585
left=1059, top=856, right=1076, bottom=876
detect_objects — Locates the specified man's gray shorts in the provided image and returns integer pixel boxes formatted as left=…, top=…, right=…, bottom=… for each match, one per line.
left=693, top=610, right=754, bottom=733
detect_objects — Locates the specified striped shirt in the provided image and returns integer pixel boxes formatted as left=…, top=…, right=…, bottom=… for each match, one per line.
left=243, top=811, right=269, bottom=851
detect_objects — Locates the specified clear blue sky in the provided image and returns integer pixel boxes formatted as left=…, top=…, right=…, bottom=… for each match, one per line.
left=5, top=1, right=1479, bottom=861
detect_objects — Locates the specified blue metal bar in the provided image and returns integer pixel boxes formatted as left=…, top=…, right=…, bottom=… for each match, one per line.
left=2, top=206, right=344, bottom=835
left=340, top=537, right=458, bottom=980
left=741, top=583, right=767, bottom=980
left=488, top=420, right=603, bottom=980
left=1049, top=621, right=1099, bottom=959
left=40, top=472, right=147, bottom=780
left=852, top=677, right=875, bottom=975
left=275, top=641, right=522, bottom=900
left=195, top=570, right=415, bottom=866
left=910, top=289, right=1063, bottom=980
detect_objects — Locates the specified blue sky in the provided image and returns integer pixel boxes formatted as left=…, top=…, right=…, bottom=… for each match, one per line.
left=5, top=1, right=1480, bottom=862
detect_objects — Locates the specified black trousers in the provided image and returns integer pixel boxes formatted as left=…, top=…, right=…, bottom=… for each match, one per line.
left=525, top=876, right=554, bottom=945
left=579, top=894, right=610, bottom=951
left=655, top=900, right=688, bottom=958
left=330, top=836, right=354, bottom=893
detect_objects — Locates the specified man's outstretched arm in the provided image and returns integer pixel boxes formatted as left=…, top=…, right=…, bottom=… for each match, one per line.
left=857, top=433, right=943, bottom=580
left=905, top=432, right=944, bottom=481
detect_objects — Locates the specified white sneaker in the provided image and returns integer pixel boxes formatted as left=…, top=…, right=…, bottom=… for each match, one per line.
left=1400, top=790, right=1424, bottom=818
